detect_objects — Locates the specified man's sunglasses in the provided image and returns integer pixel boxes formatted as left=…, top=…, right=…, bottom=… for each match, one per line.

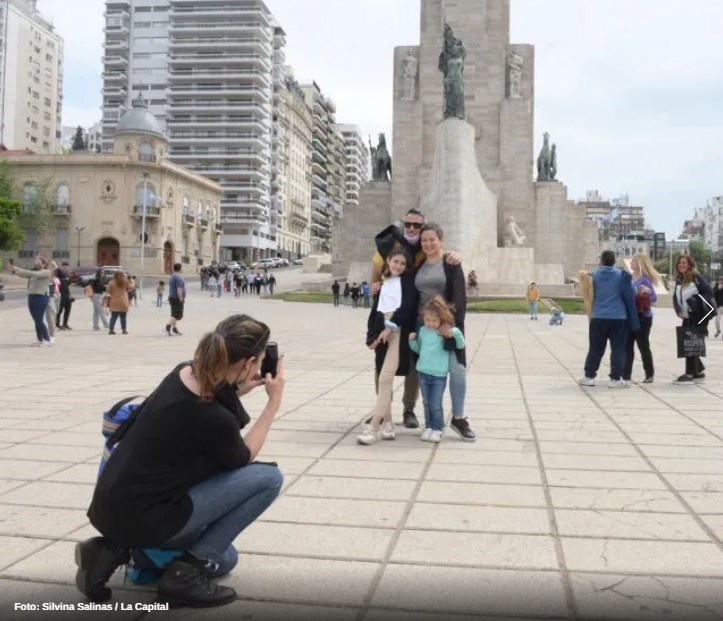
left=403, top=222, right=423, bottom=230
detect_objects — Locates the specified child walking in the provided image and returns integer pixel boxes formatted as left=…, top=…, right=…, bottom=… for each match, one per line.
left=409, top=296, right=465, bottom=443
left=358, top=248, right=417, bottom=445
left=156, top=281, right=165, bottom=308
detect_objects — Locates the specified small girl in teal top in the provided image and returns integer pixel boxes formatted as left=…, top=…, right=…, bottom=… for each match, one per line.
left=409, top=296, right=465, bottom=443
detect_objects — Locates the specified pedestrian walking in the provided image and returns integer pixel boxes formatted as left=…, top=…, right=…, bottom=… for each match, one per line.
left=342, top=282, right=350, bottom=307
left=350, top=282, right=361, bottom=308
left=331, top=280, right=340, bottom=307
left=44, top=261, right=60, bottom=343
left=107, top=271, right=134, bottom=335
left=268, top=273, right=276, bottom=295
left=56, top=262, right=74, bottom=330
left=361, top=281, right=371, bottom=308
left=9, top=256, right=53, bottom=346
left=156, top=281, right=165, bottom=308
left=713, top=278, right=723, bottom=338
left=165, top=263, right=186, bottom=336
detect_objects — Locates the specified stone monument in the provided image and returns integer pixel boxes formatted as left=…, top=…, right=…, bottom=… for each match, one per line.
left=333, top=0, right=599, bottom=291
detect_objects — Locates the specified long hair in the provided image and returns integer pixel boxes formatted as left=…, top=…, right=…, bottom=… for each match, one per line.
left=193, top=314, right=270, bottom=398
left=632, top=253, right=663, bottom=287
left=112, top=270, right=128, bottom=289
left=382, top=247, right=408, bottom=279
left=422, top=295, right=455, bottom=327
left=675, top=255, right=697, bottom=284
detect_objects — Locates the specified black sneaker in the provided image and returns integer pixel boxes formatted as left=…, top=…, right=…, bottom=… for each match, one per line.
left=75, top=537, right=130, bottom=603
left=673, top=375, right=694, bottom=384
left=450, top=417, right=477, bottom=441
left=693, top=373, right=705, bottom=383
left=642, top=376, right=654, bottom=384
left=172, top=327, right=182, bottom=335
left=165, top=324, right=172, bottom=336
left=402, top=410, right=419, bottom=429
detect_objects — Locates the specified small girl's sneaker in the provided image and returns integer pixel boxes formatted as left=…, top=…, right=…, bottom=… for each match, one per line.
left=429, top=430, right=444, bottom=443
left=420, top=428, right=433, bottom=442
left=380, top=422, right=396, bottom=440
left=357, top=427, right=382, bottom=445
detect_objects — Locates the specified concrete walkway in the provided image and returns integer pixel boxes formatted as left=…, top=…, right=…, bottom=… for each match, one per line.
left=0, top=287, right=722, bottom=620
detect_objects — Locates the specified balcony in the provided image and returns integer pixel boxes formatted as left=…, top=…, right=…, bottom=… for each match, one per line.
left=200, top=218, right=209, bottom=229
left=214, top=222, right=223, bottom=234
left=132, top=205, right=160, bottom=217
left=52, top=203, right=72, bottom=215
left=183, top=214, right=195, bottom=226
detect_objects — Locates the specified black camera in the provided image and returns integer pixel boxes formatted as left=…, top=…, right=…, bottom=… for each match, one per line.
left=260, top=342, right=279, bottom=378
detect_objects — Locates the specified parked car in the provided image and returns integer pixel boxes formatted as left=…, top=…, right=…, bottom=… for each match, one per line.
left=226, top=261, right=243, bottom=271
left=253, top=258, right=276, bottom=269
left=77, top=265, right=127, bottom=286
left=292, top=258, right=303, bottom=266
left=69, top=266, right=97, bottom=285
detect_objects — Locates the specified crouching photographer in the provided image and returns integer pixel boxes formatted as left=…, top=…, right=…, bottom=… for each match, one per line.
left=76, top=314, right=284, bottom=608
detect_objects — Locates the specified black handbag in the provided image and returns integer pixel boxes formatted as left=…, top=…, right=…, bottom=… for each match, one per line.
left=676, top=325, right=706, bottom=359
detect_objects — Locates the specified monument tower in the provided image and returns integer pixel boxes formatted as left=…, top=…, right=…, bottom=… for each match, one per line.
left=333, top=0, right=598, bottom=290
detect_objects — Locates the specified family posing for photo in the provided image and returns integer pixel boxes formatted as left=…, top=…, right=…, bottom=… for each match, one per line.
left=359, top=216, right=475, bottom=445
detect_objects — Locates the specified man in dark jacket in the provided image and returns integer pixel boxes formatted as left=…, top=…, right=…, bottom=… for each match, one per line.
left=55, top=262, right=74, bottom=330
left=581, top=250, right=640, bottom=388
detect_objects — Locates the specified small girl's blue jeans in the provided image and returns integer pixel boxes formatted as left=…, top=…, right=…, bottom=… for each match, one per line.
left=417, top=371, right=447, bottom=431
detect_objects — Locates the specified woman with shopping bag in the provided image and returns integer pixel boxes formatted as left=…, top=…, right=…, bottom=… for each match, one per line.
left=672, top=256, right=715, bottom=384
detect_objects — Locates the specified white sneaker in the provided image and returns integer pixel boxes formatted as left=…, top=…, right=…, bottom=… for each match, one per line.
left=49, top=337, right=55, bottom=344
left=608, top=379, right=629, bottom=389
left=579, top=377, right=595, bottom=387
left=420, top=428, right=433, bottom=442
left=380, top=422, right=396, bottom=440
left=39, top=341, right=52, bottom=347
left=357, top=427, right=382, bottom=445
left=429, top=430, right=444, bottom=443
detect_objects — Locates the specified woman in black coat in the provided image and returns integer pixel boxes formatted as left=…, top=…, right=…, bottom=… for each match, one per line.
left=414, top=223, right=476, bottom=441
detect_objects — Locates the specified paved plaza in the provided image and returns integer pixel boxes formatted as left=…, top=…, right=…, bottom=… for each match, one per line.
left=1, top=282, right=723, bottom=621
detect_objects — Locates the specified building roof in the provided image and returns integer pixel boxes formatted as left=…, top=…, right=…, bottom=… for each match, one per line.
left=0, top=144, right=35, bottom=155
left=115, top=93, right=165, bottom=140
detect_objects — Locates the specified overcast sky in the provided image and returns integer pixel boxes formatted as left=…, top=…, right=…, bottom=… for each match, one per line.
left=36, top=0, right=723, bottom=239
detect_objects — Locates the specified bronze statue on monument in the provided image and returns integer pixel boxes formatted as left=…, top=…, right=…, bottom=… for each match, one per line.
left=369, top=133, right=392, bottom=182
left=438, top=23, right=466, bottom=119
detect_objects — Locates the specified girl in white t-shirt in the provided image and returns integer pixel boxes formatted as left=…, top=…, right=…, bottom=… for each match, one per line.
left=358, top=247, right=417, bottom=445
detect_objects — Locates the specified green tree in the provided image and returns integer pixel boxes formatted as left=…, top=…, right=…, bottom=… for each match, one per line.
left=688, top=240, right=712, bottom=270
left=0, top=159, right=24, bottom=252
left=71, top=126, right=86, bottom=151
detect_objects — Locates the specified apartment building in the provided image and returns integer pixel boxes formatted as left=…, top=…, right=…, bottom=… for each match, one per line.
left=338, top=123, right=368, bottom=205
left=301, top=81, right=337, bottom=253
left=0, top=0, right=63, bottom=153
left=101, top=0, right=285, bottom=260
left=278, top=73, right=312, bottom=259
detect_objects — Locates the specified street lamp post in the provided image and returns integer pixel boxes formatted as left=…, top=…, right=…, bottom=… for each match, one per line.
left=139, top=172, right=149, bottom=301
left=74, top=226, right=85, bottom=267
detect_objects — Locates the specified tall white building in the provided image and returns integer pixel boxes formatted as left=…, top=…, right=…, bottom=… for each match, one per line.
left=101, top=0, right=285, bottom=260
left=0, top=0, right=63, bottom=153
left=338, top=124, right=368, bottom=205
left=703, top=196, right=723, bottom=255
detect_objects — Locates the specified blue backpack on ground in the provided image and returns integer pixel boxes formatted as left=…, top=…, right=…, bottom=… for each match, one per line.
left=98, top=395, right=183, bottom=584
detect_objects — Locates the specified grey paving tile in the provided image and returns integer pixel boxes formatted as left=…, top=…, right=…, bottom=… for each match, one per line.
left=0, top=505, right=88, bottom=538
left=391, top=531, right=558, bottom=569
left=146, top=600, right=358, bottom=621
left=571, top=572, right=723, bottom=621
left=549, top=487, right=686, bottom=513
left=0, top=444, right=100, bottom=463
left=0, top=460, right=71, bottom=481
left=555, top=509, right=709, bottom=540
left=0, top=536, right=51, bottom=572
left=426, top=463, right=543, bottom=485
left=307, top=459, right=426, bottom=480
left=238, top=522, right=393, bottom=561
left=261, top=495, right=405, bottom=529
left=287, top=476, right=417, bottom=501
left=561, top=537, right=723, bottom=575
left=417, top=481, right=547, bottom=507
left=406, top=503, right=550, bottom=535
left=546, top=469, right=667, bottom=490
left=681, top=491, right=723, bottom=514
left=372, top=564, right=568, bottom=617
left=0, top=481, right=94, bottom=509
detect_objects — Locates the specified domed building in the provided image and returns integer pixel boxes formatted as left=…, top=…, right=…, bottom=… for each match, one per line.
left=4, top=93, right=223, bottom=277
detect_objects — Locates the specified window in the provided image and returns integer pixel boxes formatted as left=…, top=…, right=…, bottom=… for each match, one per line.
left=56, top=184, right=69, bottom=210
left=135, top=182, right=159, bottom=208
left=56, top=227, right=68, bottom=252
left=182, top=196, right=189, bottom=216
left=133, top=21, right=151, bottom=28
left=134, top=6, right=152, bottom=12
left=23, top=184, right=38, bottom=211
left=43, top=97, right=51, bottom=106
left=139, top=142, right=155, bottom=162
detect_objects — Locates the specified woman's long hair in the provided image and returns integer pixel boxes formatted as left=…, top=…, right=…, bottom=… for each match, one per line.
left=193, top=314, right=270, bottom=398
left=112, top=270, right=128, bottom=290
left=632, top=253, right=663, bottom=287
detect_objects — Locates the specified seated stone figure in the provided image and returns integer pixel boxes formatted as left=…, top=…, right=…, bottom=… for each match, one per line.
left=503, top=215, right=527, bottom=247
